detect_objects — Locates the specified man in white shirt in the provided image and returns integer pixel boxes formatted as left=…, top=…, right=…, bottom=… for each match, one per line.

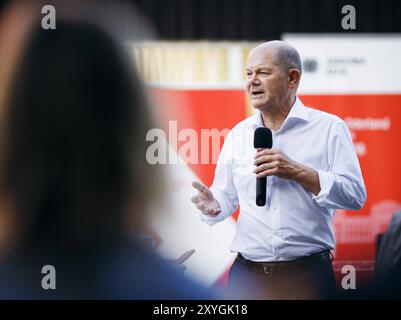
left=191, top=41, right=367, bottom=299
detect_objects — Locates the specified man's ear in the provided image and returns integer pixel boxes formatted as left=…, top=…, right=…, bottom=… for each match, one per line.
left=287, top=69, right=301, bottom=89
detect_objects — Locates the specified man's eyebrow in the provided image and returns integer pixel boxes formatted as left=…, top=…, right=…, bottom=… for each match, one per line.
left=246, top=66, right=272, bottom=72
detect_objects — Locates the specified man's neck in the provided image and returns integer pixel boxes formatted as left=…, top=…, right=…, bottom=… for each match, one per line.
left=261, top=96, right=296, bottom=131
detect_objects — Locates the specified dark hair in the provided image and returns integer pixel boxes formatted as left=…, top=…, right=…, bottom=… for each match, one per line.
left=0, top=21, right=160, bottom=253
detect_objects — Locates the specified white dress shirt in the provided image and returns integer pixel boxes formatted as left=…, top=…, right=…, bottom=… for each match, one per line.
left=201, top=97, right=367, bottom=262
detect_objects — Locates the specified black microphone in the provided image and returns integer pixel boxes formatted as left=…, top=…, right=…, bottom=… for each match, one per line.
left=253, top=127, right=273, bottom=206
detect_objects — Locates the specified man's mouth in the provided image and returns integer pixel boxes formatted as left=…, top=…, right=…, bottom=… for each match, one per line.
left=251, top=90, right=264, bottom=98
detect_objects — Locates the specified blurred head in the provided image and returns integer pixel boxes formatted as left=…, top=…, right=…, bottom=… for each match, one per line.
left=0, top=21, right=162, bottom=257
left=245, top=40, right=302, bottom=113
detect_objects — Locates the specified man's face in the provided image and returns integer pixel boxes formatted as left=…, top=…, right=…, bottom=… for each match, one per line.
left=245, top=48, right=289, bottom=112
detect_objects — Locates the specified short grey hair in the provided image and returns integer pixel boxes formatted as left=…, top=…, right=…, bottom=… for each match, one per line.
left=276, top=45, right=302, bottom=74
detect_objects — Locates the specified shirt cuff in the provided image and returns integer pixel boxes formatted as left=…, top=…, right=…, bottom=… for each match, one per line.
left=200, top=212, right=221, bottom=226
left=312, top=170, right=335, bottom=206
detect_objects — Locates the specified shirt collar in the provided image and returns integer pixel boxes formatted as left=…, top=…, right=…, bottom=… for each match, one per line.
left=253, top=96, right=309, bottom=132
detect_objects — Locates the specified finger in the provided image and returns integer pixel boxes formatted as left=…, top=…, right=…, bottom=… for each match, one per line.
left=192, top=181, right=212, bottom=198
left=257, top=168, right=278, bottom=178
left=192, top=181, right=205, bottom=192
left=190, top=195, right=199, bottom=204
left=254, top=161, right=277, bottom=173
left=254, top=148, right=279, bottom=159
left=205, top=207, right=221, bottom=217
left=254, top=155, right=275, bottom=166
left=196, top=202, right=206, bottom=212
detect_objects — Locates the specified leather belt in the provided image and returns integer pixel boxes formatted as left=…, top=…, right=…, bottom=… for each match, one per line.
left=236, top=251, right=333, bottom=275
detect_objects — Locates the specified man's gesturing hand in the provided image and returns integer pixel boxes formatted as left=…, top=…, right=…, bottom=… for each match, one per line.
left=191, top=181, right=221, bottom=217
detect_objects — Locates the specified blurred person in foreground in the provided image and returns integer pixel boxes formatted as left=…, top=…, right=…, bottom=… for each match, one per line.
left=0, top=18, right=214, bottom=299
left=191, top=41, right=367, bottom=299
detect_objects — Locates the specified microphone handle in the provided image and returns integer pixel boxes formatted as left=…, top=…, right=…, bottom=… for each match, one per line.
left=256, top=176, right=267, bottom=206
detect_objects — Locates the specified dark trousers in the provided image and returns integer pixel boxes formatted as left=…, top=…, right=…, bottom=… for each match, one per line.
left=227, top=251, right=337, bottom=300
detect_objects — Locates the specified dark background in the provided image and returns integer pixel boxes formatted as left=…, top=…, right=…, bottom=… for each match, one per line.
left=1, top=0, right=401, bottom=40
left=132, top=0, right=401, bottom=40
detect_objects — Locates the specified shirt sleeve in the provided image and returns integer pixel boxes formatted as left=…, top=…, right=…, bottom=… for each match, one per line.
left=201, top=130, right=239, bottom=226
left=312, top=120, right=367, bottom=210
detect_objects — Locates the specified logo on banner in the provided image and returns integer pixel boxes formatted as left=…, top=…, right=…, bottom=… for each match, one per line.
left=302, top=59, right=318, bottom=73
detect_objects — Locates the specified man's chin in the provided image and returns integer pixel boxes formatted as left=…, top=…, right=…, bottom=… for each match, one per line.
left=252, top=103, right=267, bottom=111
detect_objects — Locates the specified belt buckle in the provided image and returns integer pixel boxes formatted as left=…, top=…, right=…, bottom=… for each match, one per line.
left=263, top=264, right=274, bottom=274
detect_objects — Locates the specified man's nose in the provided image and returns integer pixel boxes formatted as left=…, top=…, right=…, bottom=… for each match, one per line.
left=249, top=74, right=260, bottom=85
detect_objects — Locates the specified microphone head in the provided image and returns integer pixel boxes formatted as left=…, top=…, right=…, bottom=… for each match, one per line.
left=254, top=127, right=273, bottom=149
